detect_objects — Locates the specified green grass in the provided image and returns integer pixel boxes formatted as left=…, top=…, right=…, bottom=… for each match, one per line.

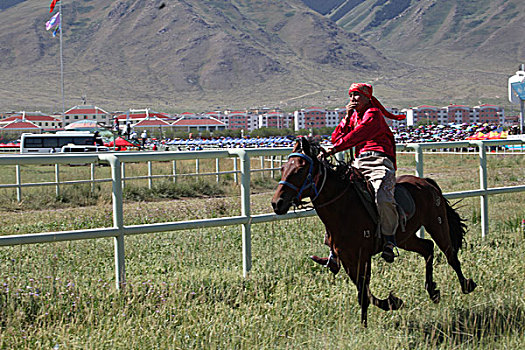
left=0, top=153, right=524, bottom=348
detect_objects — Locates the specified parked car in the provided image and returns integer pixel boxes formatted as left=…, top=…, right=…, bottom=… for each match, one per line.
left=60, top=144, right=109, bottom=153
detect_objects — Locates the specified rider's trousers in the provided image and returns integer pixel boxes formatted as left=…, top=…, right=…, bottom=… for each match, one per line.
left=353, top=154, right=398, bottom=237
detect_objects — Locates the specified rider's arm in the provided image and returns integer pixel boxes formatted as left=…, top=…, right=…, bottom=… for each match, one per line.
left=331, top=109, right=383, bottom=153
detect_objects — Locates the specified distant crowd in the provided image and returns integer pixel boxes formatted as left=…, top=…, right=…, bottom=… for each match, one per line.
left=392, top=123, right=518, bottom=144
left=0, top=122, right=521, bottom=151
left=133, top=123, right=521, bottom=151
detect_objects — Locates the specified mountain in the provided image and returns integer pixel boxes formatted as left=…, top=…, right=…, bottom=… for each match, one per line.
left=304, top=0, right=525, bottom=75
left=0, top=0, right=394, bottom=112
left=0, top=0, right=523, bottom=113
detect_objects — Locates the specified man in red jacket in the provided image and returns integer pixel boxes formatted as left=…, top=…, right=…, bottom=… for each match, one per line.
left=311, top=83, right=406, bottom=271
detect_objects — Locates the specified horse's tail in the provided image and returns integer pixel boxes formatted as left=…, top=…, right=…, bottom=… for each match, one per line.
left=425, top=177, right=467, bottom=252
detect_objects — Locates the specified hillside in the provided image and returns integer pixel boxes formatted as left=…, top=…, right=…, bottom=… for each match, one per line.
left=0, top=0, right=394, bottom=112
left=0, top=0, right=523, bottom=113
left=305, top=0, right=525, bottom=73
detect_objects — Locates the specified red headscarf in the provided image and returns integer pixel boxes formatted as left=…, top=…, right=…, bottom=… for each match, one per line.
left=348, top=83, right=406, bottom=120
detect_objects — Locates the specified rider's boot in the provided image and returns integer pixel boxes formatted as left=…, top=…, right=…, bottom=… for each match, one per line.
left=310, top=249, right=340, bottom=275
left=381, top=234, right=397, bottom=263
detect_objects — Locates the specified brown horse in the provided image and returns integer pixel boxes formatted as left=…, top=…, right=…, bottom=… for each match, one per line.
left=271, top=137, right=477, bottom=326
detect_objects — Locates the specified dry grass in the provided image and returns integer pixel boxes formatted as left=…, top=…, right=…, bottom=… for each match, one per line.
left=0, top=152, right=523, bottom=348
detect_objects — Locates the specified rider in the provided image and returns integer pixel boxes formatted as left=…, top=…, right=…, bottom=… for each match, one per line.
left=311, top=83, right=406, bottom=269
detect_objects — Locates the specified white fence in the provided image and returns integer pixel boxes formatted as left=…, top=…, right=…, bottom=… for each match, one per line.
left=0, top=154, right=283, bottom=201
left=0, top=139, right=524, bottom=289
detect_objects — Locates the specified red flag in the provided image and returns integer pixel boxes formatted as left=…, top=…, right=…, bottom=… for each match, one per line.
left=50, top=0, right=60, bottom=13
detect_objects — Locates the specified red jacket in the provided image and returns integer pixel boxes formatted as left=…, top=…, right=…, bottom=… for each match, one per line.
left=331, top=107, right=397, bottom=168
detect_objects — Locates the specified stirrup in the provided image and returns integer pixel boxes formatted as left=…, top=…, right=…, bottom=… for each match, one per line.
left=381, top=242, right=398, bottom=263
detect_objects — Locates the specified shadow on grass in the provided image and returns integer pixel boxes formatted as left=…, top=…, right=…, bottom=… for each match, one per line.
left=403, top=303, right=525, bottom=346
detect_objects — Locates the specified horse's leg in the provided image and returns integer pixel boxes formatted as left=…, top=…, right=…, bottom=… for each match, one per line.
left=425, top=218, right=477, bottom=294
left=398, top=233, right=440, bottom=303
left=342, top=254, right=403, bottom=327
left=364, top=261, right=404, bottom=313
left=341, top=254, right=371, bottom=327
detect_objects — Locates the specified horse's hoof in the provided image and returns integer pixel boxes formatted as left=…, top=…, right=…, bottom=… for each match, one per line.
left=309, top=255, right=328, bottom=266
left=430, top=290, right=441, bottom=303
left=388, top=292, right=404, bottom=310
left=461, top=278, right=477, bottom=294
left=426, top=282, right=440, bottom=303
left=309, top=256, right=340, bottom=275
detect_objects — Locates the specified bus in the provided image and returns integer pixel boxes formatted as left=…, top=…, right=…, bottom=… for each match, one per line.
left=20, top=132, right=100, bottom=153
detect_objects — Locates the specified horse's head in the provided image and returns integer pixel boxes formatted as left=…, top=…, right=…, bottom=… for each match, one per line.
left=271, top=137, right=320, bottom=215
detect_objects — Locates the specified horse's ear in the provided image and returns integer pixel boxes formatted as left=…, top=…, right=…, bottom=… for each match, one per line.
left=300, top=137, right=311, bottom=157
left=292, top=139, right=301, bottom=152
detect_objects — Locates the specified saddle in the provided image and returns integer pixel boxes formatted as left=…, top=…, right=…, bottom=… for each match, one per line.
left=349, top=167, right=416, bottom=233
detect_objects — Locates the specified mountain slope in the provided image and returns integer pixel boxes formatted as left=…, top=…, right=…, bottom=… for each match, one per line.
left=0, top=0, right=522, bottom=113
left=304, top=0, right=525, bottom=68
left=0, top=0, right=392, bottom=112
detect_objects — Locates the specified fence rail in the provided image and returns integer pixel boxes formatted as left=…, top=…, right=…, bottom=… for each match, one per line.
left=0, top=153, right=284, bottom=200
left=0, top=139, right=524, bottom=289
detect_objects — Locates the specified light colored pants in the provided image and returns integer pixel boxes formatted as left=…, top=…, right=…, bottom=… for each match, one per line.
left=353, top=155, right=398, bottom=237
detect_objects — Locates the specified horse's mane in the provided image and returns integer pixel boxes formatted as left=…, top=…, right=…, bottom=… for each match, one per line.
left=299, top=137, right=356, bottom=184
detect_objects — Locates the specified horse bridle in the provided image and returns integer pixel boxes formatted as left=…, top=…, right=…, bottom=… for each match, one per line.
left=278, top=152, right=326, bottom=204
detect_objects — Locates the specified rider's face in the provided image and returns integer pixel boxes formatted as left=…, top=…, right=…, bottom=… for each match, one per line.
left=348, top=91, right=371, bottom=113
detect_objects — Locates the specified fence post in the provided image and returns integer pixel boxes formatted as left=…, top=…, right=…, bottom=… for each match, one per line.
left=15, top=164, right=21, bottom=202
left=239, top=151, right=252, bottom=277
left=148, top=161, right=153, bottom=189
left=414, top=144, right=424, bottom=178
left=233, top=157, right=238, bottom=184
left=412, top=144, right=425, bottom=238
left=55, top=164, right=60, bottom=198
left=121, top=162, right=126, bottom=190
left=260, top=156, right=264, bottom=179
left=476, top=141, right=489, bottom=239
left=90, top=163, right=96, bottom=193
left=103, top=154, right=126, bottom=290
left=172, top=160, right=177, bottom=183
left=196, top=159, right=200, bottom=179
left=216, top=158, right=220, bottom=183
left=271, top=156, right=275, bottom=179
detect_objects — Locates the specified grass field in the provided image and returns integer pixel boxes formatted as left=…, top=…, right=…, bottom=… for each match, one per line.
left=0, top=152, right=524, bottom=349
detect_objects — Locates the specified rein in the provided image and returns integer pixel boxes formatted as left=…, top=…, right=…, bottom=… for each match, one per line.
left=314, top=180, right=351, bottom=209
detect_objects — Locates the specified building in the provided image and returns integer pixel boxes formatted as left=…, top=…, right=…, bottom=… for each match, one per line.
left=293, top=107, right=328, bottom=131
left=293, top=106, right=404, bottom=132
left=473, top=105, right=505, bottom=125
left=63, top=105, right=110, bottom=127
left=0, top=112, right=61, bottom=130
left=0, top=119, right=40, bottom=139
left=114, top=109, right=171, bottom=122
left=172, top=115, right=226, bottom=133
left=226, top=111, right=258, bottom=131
left=205, top=111, right=227, bottom=127
left=258, top=111, right=294, bottom=129
left=402, top=105, right=506, bottom=126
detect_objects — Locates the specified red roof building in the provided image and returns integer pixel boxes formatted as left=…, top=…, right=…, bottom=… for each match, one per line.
left=133, top=116, right=173, bottom=128
left=63, top=105, right=110, bottom=127
left=205, top=111, right=228, bottom=126
left=226, top=111, right=258, bottom=131
left=172, top=116, right=226, bottom=133
left=473, top=105, right=505, bottom=125
left=402, top=104, right=507, bottom=126
left=1, top=119, right=40, bottom=130
left=258, top=112, right=294, bottom=129
left=114, top=109, right=171, bottom=121
left=0, top=112, right=61, bottom=129
left=293, top=107, right=326, bottom=131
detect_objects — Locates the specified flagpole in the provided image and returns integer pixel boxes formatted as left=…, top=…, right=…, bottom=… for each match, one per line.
left=59, top=0, right=65, bottom=116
